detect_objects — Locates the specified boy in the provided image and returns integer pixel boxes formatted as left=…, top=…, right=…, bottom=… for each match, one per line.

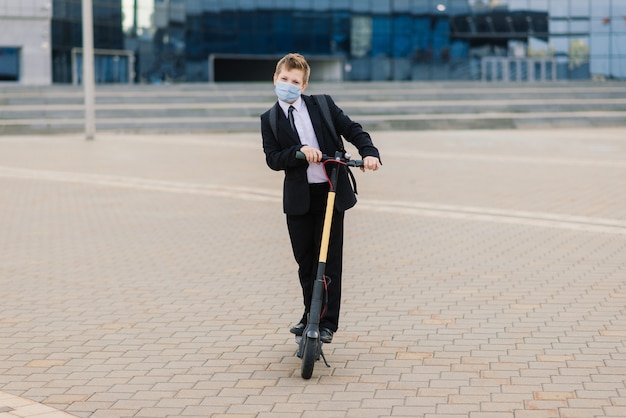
left=260, top=53, right=381, bottom=343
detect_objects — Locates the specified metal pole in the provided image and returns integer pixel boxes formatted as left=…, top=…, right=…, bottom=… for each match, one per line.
left=82, top=0, right=96, bottom=140
left=609, top=0, right=613, bottom=78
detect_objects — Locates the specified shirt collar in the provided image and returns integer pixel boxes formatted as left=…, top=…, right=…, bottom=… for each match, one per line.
left=278, top=96, right=303, bottom=115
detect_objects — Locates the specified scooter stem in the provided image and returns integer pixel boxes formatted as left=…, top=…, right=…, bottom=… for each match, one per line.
left=318, top=191, right=336, bottom=264
left=307, top=161, right=340, bottom=333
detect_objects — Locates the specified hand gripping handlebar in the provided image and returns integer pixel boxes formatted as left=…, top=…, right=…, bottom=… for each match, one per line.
left=295, top=150, right=364, bottom=168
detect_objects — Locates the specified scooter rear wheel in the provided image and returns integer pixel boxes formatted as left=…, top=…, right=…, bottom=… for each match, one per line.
left=300, top=336, right=318, bottom=379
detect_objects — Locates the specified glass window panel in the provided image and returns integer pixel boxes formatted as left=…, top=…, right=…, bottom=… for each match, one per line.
left=550, top=19, right=567, bottom=34
left=508, top=0, right=530, bottom=10
left=238, top=0, right=255, bottom=10
left=528, top=36, right=550, bottom=55
left=590, top=34, right=610, bottom=58
left=590, top=15, right=611, bottom=34
left=255, top=0, right=272, bottom=9
left=274, top=11, right=293, bottom=52
left=567, top=36, right=590, bottom=79
left=449, top=40, right=468, bottom=59
left=332, top=11, right=350, bottom=54
left=350, top=15, right=372, bottom=57
left=410, top=0, right=429, bottom=14
left=550, top=37, right=568, bottom=55
left=292, top=0, right=312, bottom=10
left=312, top=0, right=331, bottom=11
left=352, top=0, right=371, bottom=13
left=432, top=18, right=450, bottom=61
left=372, top=0, right=391, bottom=13
left=589, top=0, right=610, bottom=17
left=412, top=16, right=431, bottom=60
left=392, top=0, right=410, bottom=13
left=590, top=35, right=609, bottom=75
left=549, top=0, right=568, bottom=18
left=611, top=34, right=626, bottom=78
left=448, top=0, right=471, bottom=14
left=331, top=0, right=351, bottom=10
left=570, top=0, right=590, bottom=16
left=570, top=20, right=589, bottom=34
left=186, top=0, right=202, bottom=14
left=273, top=0, right=292, bottom=10
left=392, top=15, right=412, bottom=57
left=568, top=37, right=590, bottom=64
left=52, top=0, right=63, bottom=18
left=0, top=47, right=20, bottom=81
left=528, top=0, right=548, bottom=10
left=617, top=1, right=626, bottom=18
left=371, top=16, right=391, bottom=56
left=311, top=12, right=332, bottom=53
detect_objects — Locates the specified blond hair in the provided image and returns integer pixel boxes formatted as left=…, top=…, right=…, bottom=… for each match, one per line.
left=274, top=53, right=310, bottom=84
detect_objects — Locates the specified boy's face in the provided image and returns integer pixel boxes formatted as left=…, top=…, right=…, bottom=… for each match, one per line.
left=273, top=67, right=308, bottom=92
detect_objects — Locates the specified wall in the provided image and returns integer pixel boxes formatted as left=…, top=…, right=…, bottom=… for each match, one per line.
left=0, top=0, right=52, bottom=85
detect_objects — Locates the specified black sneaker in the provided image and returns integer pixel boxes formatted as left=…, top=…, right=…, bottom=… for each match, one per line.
left=289, top=322, right=306, bottom=336
left=320, top=328, right=334, bottom=343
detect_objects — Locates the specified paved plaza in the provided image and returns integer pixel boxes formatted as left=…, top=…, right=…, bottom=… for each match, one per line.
left=0, top=127, right=625, bottom=417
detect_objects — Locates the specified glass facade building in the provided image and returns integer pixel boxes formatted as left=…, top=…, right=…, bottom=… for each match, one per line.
left=11, top=0, right=626, bottom=84
left=52, top=0, right=126, bottom=83
left=133, top=0, right=626, bottom=82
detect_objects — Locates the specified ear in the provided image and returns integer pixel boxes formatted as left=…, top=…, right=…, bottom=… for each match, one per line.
left=301, top=82, right=308, bottom=92
left=273, top=73, right=278, bottom=85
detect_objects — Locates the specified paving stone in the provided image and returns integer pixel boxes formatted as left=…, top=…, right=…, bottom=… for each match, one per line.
left=1, top=127, right=625, bottom=417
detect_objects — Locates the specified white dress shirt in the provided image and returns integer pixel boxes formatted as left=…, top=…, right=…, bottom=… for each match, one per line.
left=278, top=98, right=328, bottom=184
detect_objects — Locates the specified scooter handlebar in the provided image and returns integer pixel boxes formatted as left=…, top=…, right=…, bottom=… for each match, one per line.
left=295, top=150, right=364, bottom=168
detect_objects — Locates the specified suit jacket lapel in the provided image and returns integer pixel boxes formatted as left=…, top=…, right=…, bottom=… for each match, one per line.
left=274, top=102, right=301, bottom=145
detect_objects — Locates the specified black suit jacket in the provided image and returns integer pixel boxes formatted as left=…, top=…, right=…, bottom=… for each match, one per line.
left=261, top=94, right=380, bottom=215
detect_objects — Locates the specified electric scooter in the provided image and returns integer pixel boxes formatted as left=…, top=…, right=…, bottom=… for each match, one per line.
left=294, top=150, right=364, bottom=379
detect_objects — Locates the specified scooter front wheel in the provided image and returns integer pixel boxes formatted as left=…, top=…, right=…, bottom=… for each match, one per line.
left=300, top=336, right=318, bottom=379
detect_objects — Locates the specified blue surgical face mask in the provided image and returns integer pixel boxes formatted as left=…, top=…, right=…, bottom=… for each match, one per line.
left=275, top=80, right=302, bottom=103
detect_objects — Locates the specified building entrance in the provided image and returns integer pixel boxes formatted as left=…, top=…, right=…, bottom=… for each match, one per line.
left=209, top=54, right=344, bottom=82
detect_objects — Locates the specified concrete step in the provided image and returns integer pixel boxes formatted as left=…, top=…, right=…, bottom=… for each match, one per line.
left=3, top=82, right=626, bottom=103
left=1, top=81, right=625, bottom=134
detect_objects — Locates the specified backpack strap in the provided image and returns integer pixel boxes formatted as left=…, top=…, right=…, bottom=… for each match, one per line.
left=269, top=104, right=278, bottom=139
left=313, top=94, right=358, bottom=195
left=312, top=94, right=345, bottom=153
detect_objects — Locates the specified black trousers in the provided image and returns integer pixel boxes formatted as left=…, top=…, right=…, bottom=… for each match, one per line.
left=286, top=183, right=344, bottom=332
